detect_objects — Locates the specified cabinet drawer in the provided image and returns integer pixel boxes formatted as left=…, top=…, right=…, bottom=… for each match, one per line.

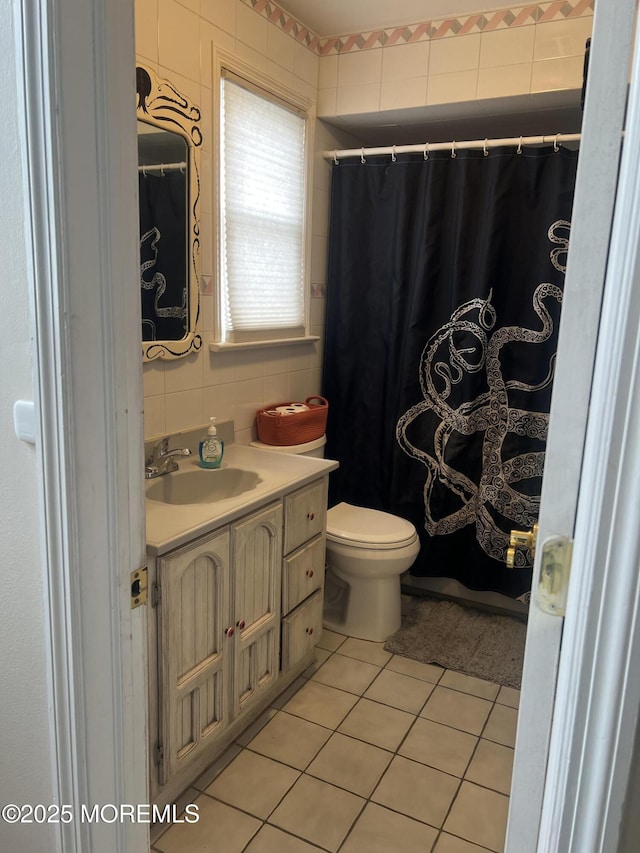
left=281, top=590, right=323, bottom=671
left=282, top=535, right=325, bottom=615
left=284, top=478, right=327, bottom=555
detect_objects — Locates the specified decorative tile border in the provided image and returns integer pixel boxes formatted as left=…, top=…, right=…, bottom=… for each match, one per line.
left=241, top=0, right=593, bottom=56
left=241, top=0, right=321, bottom=52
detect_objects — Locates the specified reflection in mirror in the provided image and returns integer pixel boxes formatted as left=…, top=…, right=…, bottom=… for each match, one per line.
left=136, top=65, right=203, bottom=361
left=138, top=123, right=188, bottom=342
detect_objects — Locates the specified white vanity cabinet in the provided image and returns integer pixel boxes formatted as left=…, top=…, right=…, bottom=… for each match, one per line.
left=147, top=473, right=330, bottom=807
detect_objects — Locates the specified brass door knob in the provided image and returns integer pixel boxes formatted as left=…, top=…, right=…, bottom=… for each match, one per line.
left=506, top=523, right=539, bottom=568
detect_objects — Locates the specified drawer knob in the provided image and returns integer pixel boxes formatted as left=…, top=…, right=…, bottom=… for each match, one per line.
left=236, top=619, right=245, bottom=629
left=306, top=569, right=314, bottom=578
left=306, top=627, right=314, bottom=635
left=307, top=511, right=315, bottom=521
left=225, top=627, right=234, bottom=637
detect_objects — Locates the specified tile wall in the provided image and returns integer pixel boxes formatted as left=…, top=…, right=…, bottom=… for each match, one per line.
left=136, top=0, right=352, bottom=444
left=317, top=7, right=594, bottom=119
left=137, top=0, right=593, bottom=444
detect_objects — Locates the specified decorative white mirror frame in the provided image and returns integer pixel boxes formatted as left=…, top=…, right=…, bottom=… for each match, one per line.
left=136, top=63, right=202, bottom=361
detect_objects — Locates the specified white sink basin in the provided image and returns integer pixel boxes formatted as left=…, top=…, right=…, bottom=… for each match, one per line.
left=145, top=443, right=339, bottom=555
left=146, top=467, right=263, bottom=505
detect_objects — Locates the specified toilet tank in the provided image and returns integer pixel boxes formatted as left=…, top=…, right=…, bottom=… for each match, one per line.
left=250, top=435, right=326, bottom=458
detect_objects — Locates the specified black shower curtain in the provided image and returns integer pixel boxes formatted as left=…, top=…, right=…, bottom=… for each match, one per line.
left=322, top=146, right=577, bottom=602
left=139, top=171, right=188, bottom=342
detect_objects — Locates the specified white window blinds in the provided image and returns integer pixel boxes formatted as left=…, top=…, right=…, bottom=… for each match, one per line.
left=220, top=75, right=307, bottom=341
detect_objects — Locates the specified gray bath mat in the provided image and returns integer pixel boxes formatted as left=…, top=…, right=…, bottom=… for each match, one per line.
left=384, top=596, right=527, bottom=688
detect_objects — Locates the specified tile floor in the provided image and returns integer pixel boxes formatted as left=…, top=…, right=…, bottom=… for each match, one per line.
left=151, top=630, right=519, bottom=853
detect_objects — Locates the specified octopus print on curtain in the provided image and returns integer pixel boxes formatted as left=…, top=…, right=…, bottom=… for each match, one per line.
left=322, top=146, right=577, bottom=601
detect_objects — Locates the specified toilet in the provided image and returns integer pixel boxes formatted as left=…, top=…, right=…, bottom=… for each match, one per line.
left=251, top=435, right=420, bottom=643
left=323, top=502, right=419, bottom=642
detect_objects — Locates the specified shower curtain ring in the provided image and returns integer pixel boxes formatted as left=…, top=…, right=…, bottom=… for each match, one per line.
left=333, top=149, right=339, bottom=165
left=554, top=133, right=561, bottom=152
left=517, top=136, right=523, bottom=154
left=451, top=141, right=457, bottom=159
left=391, top=145, right=397, bottom=163
left=423, top=142, right=429, bottom=160
left=483, top=139, right=489, bottom=157
left=160, top=164, right=165, bottom=176
left=360, top=147, right=366, bottom=164
left=142, top=165, right=147, bottom=177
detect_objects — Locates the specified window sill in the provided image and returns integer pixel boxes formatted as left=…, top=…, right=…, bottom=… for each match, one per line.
left=209, top=335, right=320, bottom=353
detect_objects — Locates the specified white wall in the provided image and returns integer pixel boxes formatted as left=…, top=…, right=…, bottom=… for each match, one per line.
left=0, top=9, right=57, bottom=853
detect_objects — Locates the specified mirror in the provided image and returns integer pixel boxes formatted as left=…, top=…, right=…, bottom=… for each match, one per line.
left=136, top=64, right=203, bottom=361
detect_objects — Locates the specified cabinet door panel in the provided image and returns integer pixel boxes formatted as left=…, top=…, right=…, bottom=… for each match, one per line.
left=283, top=478, right=327, bottom=554
left=158, top=528, right=231, bottom=784
left=232, top=502, right=282, bottom=717
left=236, top=625, right=279, bottom=707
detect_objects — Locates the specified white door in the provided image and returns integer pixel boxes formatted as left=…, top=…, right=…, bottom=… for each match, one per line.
left=507, top=1, right=639, bottom=850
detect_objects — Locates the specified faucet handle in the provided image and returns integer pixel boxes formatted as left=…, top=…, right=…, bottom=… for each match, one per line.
left=146, top=431, right=190, bottom=469
left=154, top=431, right=183, bottom=454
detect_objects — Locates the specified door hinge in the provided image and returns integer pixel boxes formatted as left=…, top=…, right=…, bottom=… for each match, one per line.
left=130, top=566, right=148, bottom=608
left=537, top=536, right=573, bottom=617
left=151, top=581, right=162, bottom=608
left=153, top=740, right=164, bottom=767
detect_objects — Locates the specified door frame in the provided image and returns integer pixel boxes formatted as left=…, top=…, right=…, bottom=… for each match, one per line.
left=537, top=5, right=640, bottom=848
left=21, top=0, right=640, bottom=852
left=16, top=0, right=148, bottom=850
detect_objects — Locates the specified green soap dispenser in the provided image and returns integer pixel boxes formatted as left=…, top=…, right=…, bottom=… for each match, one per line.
left=199, top=417, right=224, bottom=469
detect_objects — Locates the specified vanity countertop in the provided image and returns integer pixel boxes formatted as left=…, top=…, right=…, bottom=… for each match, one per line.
left=145, top=443, right=339, bottom=556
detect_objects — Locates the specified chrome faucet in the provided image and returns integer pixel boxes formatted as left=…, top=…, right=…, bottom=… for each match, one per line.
left=145, top=434, right=192, bottom=479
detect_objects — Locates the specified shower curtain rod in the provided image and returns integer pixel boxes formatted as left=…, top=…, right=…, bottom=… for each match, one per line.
left=324, top=132, right=581, bottom=161
left=138, top=161, right=187, bottom=174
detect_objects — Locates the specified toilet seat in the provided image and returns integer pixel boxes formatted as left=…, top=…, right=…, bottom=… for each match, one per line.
left=326, top=502, right=418, bottom=551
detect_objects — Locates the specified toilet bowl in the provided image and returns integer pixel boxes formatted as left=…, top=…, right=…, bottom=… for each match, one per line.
left=323, top=502, right=420, bottom=642
left=250, top=434, right=420, bottom=642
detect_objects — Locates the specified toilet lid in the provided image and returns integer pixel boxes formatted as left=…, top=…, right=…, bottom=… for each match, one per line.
left=326, top=502, right=418, bottom=547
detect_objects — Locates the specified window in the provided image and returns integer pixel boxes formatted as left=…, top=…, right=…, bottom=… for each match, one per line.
left=218, top=69, right=310, bottom=345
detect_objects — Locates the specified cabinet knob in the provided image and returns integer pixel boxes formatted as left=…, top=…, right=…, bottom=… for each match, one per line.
left=225, top=627, right=234, bottom=637
left=306, top=569, right=314, bottom=578
left=236, top=619, right=245, bottom=629
left=306, top=627, right=314, bottom=635
left=307, top=511, right=315, bottom=521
